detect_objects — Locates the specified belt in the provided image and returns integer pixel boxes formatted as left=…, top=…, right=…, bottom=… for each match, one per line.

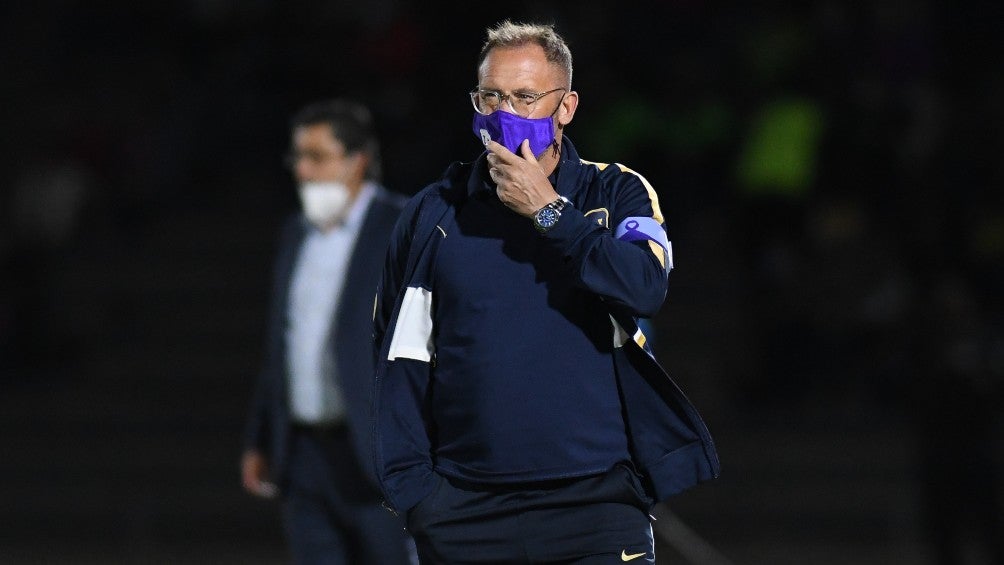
left=291, top=421, right=349, bottom=439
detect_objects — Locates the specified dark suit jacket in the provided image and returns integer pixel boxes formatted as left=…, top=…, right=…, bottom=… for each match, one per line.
left=244, top=186, right=407, bottom=491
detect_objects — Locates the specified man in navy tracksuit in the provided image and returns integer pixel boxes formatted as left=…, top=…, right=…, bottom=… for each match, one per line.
left=372, top=21, right=719, bottom=564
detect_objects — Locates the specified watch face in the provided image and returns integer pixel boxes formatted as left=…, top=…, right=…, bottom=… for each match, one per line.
left=536, top=207, right=559, bottom=228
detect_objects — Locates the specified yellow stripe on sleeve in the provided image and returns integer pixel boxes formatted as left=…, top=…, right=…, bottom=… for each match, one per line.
left=615, top=164, right=664, bottom=225
left=580, top=159, right=665, bottom=224
left=648, top=240, right=666, bottom=269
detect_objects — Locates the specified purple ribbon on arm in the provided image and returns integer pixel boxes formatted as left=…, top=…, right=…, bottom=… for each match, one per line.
left=615, top=216, right=673, bottom=271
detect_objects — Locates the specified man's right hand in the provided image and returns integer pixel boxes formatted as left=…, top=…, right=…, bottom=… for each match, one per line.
left=241, top=449, right=278, bottom=498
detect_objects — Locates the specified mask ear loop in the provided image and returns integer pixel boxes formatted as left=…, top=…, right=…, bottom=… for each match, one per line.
left=548, top=93, right=566, bottom=118
left=547, top=93, right=567, bottom=158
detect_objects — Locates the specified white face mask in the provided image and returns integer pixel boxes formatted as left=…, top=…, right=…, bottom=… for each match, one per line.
left=298, top=181, right=351, bottom=229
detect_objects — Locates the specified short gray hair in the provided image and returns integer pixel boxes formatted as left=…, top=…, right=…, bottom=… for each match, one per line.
left=477, top=20, right=573, bottom=88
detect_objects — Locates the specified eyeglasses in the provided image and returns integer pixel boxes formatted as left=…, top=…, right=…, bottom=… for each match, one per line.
left=470, top=87, right=566, bottom=118
left=283, top=149, right=346, bottom=169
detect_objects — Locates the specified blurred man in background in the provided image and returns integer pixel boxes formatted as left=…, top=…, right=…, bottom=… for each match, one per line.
left=241, top=99, right=412, bottom=564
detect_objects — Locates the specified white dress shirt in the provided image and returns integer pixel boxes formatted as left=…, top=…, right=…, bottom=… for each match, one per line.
left=285, top=183, right=376, bottom=425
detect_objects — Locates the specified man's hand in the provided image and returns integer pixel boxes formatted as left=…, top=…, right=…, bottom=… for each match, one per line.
left=486, top=139, right=558, bottom=217
left=241, top=449, right=278, bottom=499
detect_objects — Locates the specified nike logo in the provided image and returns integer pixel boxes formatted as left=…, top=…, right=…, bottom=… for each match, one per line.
left=621, top=549, right=647, bottom=561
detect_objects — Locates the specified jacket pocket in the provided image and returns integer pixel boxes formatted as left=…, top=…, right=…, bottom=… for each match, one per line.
left=405, top=473, right=445, bottom=532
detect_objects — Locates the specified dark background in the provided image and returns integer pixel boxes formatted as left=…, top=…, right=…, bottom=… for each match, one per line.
left=2, top=1, right=1002, bottom=564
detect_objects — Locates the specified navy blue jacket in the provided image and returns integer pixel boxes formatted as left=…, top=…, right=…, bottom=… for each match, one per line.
left=244, top=186, right=407, bottom=490
left=372, top=138, right=720, bottom=513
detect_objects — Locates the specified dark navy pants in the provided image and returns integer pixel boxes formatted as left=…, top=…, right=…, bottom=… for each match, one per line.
left=406, top=464, right=655, bottom=564
left=283, top=426, right=414, bottom=565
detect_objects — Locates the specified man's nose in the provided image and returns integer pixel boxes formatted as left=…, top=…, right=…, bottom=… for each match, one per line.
left=294, top=159, right=313, bottom=182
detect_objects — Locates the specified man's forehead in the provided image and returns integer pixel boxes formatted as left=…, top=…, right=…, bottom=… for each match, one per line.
left=478, top=45, right=562, bottom=84
left=294, top=123, right=341, bottom=146
left=481, top=44, right=547, bottom=67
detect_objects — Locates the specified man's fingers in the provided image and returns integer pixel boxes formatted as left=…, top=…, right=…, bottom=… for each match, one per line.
left=256, top=481, right=279, bottom=499
left=244, top=474, right=278, bottom=498
left=519, top=139, right=535, bottom=161
left=241, top=450, right=277, bottom=498
left=486, top=140, right=517, bottom=161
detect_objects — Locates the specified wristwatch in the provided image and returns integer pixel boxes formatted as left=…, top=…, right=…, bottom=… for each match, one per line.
left=532, top=196, right=571, bottom=233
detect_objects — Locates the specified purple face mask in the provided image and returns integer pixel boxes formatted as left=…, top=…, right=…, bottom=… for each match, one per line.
left=472, top=110, right=555, bottom=156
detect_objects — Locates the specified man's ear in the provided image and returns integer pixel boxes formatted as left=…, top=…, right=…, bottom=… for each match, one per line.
left=556, top=91, right=578, bottom=127
left=348, top=151, right=369, bottom=181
